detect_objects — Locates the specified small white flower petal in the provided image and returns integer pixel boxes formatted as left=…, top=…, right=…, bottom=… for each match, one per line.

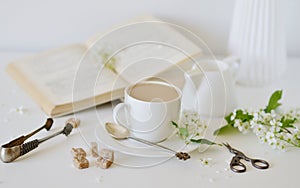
left=208, top=178, right=215, bottom=183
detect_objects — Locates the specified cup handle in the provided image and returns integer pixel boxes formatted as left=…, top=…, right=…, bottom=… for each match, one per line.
left=223, top=55, right=240, bottom=82
left=113, top=103, right=128, bottom=127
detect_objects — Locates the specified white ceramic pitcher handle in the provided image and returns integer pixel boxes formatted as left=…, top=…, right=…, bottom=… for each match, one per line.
left=113, top=103, right=128, bottom=127
left=223, top=55, right=240, bottom=80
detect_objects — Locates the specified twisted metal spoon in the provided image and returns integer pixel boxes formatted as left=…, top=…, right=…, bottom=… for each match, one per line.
left=105, top=122, right=190, bottom=160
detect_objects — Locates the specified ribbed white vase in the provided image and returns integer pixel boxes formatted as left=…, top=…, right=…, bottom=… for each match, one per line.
left=228, top=0, right=286, bottom=86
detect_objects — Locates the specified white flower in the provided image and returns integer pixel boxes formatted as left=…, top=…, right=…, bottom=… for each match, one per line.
left=266, top=132, right=276, bottom=145
left=283, top=132, right=293, bottom=143
left=177, top=110, right=207, bottom=140
left=230, top=110, right=237, bottom=121
left=259, top=135, right=268, bottom=144
left=252, top=124, right=267, bottom=136
left=286, top=109, right=300, bottom=120
left=242, top=108, right=247, bottom=115
left=230, top=114, right=235, bottom=121
left=200, top=158, right=212, bottom=166
left=291, top=128, right=300, bottom=140
left=270, top=110, right=277, bottom=118
left=9, top=106, right=27, bottom=114
left=233, top=119, right=250, bottom=134
left=270, top=125, right=281, bottom=133
left=208, top=178, right=215, bottom=183
left=269, top=119, right=276, bottom=126
left=252, top=112, right=259, bottom=122
left=233, top=119, right=240, bottom=127
left=250, top=120, right=256, bottom=128
left=273, top=139, right=286, bottom=151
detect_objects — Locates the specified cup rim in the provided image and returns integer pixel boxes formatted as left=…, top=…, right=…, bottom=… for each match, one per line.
left=125, top=81, right=182, bottom=104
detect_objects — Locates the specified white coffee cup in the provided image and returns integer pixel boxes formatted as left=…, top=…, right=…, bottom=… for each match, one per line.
left=113, top=81, right=181, bottom=142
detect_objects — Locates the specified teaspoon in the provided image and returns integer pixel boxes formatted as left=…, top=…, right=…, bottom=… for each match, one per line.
left=105, top=122, right=190, bottom=160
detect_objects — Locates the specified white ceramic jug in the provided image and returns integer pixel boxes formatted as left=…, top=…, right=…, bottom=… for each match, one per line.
left=228, top=0, right=286, bottom=86
left=181, top=57, right=239, bottom=117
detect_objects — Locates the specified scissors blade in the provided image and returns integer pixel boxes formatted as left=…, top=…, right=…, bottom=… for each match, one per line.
left=222, top=142, right=230, bottom=149
left=223, top=142, right=235, bottom=152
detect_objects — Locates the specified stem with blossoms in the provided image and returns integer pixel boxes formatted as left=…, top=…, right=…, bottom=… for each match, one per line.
left=171, top=110, right=219, bottom=146
left=215, top=90, right=300, bottom=150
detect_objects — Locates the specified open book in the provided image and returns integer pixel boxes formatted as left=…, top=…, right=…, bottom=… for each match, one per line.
left=7, top=16, right=202, bottom=117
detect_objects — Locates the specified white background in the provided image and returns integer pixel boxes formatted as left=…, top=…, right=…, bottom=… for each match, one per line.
left=0, top=0, right=299, bottom=56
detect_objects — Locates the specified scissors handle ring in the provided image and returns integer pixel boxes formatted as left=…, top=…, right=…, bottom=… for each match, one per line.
left=230, top=157, right=247, bottom=173
left=250, top=159, right=269, bottom=169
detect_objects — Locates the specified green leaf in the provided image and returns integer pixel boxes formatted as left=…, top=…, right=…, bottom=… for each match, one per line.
left=190, top=138, right=217, bottom=145
left=225, top=112, right=234, bottom=126
left=171, top=121, right=189, bottom=139
left=235, top=109, right=254, bottom=122
left=216, top=110, right=253, bottom=135
left=213, top=124, right=240, bottom=135
left=264, top=90, right=283, bottom=113
left=225, top=110, right=254, bottom=124
left=99, top=51, right=117, bottom=74
left=280, top=116, right=296, bottom=129
left=213, top=125, right=230, bottom=135
left=171, top=121, right=178, bottom=128
left=178, top=127, right=189, bottom=138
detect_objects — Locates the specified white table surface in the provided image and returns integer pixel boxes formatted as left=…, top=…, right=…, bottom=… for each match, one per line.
left=0, top=52, right=300, bottom=188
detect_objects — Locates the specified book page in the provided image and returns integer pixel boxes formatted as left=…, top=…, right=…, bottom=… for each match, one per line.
left=85, top=16, right=202, bottom=84
left=72, top=48, right=128, bottom=106
left=9, top=44, right=127, bottom=106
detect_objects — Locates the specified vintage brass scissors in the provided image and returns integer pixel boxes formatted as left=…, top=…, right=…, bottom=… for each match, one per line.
left=223, top=143, right=269, bottom=173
